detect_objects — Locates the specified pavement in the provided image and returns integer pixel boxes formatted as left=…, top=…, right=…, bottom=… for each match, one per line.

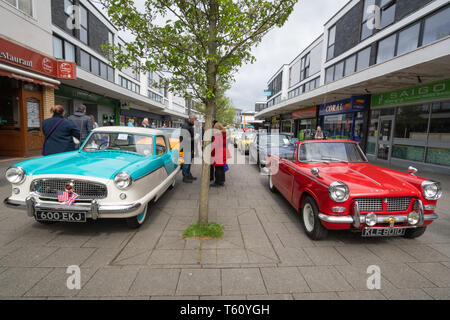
left=0, top=150, right=449, bottom=300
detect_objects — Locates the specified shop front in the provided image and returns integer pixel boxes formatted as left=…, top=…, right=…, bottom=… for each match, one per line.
left=319, top=96, right=369, bottom=149
left=55, top=84, right=120, bottom=127
left=367, top=79, right=450, bottom=172
left=292, top=106, right=318, bottom=141
left=0, top=36, right=76, bottom=157
left=280, top=113, right=294, bottom=136
left=270, top=115, right=280, bottom=132
left=120, top=107, right=168, bottom=128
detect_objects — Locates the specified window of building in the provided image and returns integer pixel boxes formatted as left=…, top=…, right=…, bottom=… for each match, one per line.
left=79, top=5, right=88, bottom=45
left=368, top=110, right=380, bottom=137
left=300, top=53, right=310, bottom=81
left=64, top=42, right=75, bottom=62
left=392, top=145, right=426, bottom=162
left=53, top=36, right=64, bottom=60
left=289, top=60, right=301, bottom=87
left=361, top=0, right=376, bottom=41
left=107, top=66, right=114, bottom=82
left=327, top=25, right=336, bottom=61
left=397, top=22, right=420, bottom=56
left=90, top=56, right=99, bottom=76
left=80, top=50, right=90, bottom=71
left=344, top=54, right=356, bottom=76
left=377, top=33, right=396, bottom=63
left=429, top=101, right=450, bottom=143
left=394, top=104, right=430, bottom=140
left=334, top=61, right=344, bottom=81
left=325, top=66, right=334, bottom=84
left=3, top=0, right=33, bottom=16
left=100, top=62, right=108, bottom=79
left=422, top=5, right=450, bottom=46
left=380, top=0, right=396, bottom=29
left=356, top=47, right=371, bottom=71
left=426, top=147, right=450, bottom=166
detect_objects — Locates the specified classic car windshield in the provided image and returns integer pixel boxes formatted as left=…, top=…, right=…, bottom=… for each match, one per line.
left=82, top=132, right=155, bottom=156
left=298, top=142, right=367, bottom=163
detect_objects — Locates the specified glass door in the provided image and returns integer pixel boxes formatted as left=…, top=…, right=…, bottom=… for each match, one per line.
left=377, top=116, right=394, bottom=161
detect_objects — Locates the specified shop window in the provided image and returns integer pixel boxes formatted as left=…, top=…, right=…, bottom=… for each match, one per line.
left=422, top=6, right=450, bottom=46
left=327, top=25, right=336, bottom=61
left=367, top=142, right=376, bottom=155
left=324, top=114, right=353, bottom=140
left=344, top=54, right=356, bottom=77
left=80, top=50, right=90, bottom=71
left=0, top=95, right=20, bottom=130
left=429, top=102, right=450, bottom=143
left=368, top=110, right=380, bottom=137
left=377, top=34, right=396, bottom=63
left=79, top=5, right=89, bottom=45
left=356, top=47, right=371, bottom=71
left=397, top=22, right=420, bottom=56
left=426, top=147, right=450, bottom=166
left=394, top=104, right=429, bottom=140
left=392, top=145, right=425, bottom=162
left=53, top=36, right=63, bottom=60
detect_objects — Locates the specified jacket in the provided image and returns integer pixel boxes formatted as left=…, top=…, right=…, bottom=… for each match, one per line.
left=211, top=132, right=231, bottom=166
left=68, top=111, right=93, bottom=142
left=42, top=115, right=81, bottom=156
left=180, top=121, right=195, bottom=159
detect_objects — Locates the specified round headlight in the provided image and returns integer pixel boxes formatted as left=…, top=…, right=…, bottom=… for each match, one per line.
left=329, top=181, right=350, bottom=203
left=421, top=180, right=442, bottom=200
left=408, top=211, right=420, bottom=226
left=114, top=172, right=132, bottom=190
left=5, top=167, right=25, bottom=184
left=365, top=212, right=378, bottom=227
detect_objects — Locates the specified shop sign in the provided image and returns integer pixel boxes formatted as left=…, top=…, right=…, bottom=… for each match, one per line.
left=0, top=37, right=76, bottom=80
left=264, top=90, right=272, bottom=97
left=292, top=106, right=317, bottom=119
left=271, top=115, right=280, bottom=123
left=371, top=79, right=450, bottom=108
left=319, top=96, right=368, bottom=116
left=56, top=84, right=119, bottom=108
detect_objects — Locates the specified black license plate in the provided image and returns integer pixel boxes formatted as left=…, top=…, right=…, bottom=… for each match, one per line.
left=362, top=227, right=406, bottom=237
left=35, top=211, right=86, bottom=223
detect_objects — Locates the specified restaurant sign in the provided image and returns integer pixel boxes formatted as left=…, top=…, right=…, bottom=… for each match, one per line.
left=0, top=37, right=76, bottom=80
left=371, top=79, right=450, bottom=108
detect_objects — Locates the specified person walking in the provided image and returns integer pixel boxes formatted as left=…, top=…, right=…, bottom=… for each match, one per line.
left=180, top=115, right=197, bottom=183
left=210, top=121, right=230, bottom=187
left=141, top=118, right=150, bottom=128
left=68, top=105, right=93, bottom=145
left=314, top=126, right=325, bottom=140
left=42, top=105, right=81, bottom=156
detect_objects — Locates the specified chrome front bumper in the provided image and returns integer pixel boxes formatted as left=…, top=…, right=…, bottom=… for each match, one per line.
left=4, top=196, right=141, bottom=220
left=318, top=200, right=438, bottom=227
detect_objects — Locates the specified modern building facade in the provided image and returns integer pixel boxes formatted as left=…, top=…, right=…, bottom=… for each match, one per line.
left=256, top=0, right=450, bottom=173
left=0, top=0, right=202, bottom=157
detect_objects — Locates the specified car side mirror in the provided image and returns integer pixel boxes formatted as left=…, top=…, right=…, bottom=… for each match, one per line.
left=408, top=166, right=418, bottom=175
left=311, top=168, right=320, bottom=177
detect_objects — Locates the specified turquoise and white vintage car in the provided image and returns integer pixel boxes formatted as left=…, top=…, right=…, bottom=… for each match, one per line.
left=3, top=127, right=181, bottom=228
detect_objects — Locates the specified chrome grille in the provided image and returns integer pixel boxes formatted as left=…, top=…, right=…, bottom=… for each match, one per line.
left=355, top=197, right=412, bottom=212
left=355, top=198, right=382, bottom=212
left=386, top=197, right=411, bottom=212
left=31, top=179, right=107, bottom=200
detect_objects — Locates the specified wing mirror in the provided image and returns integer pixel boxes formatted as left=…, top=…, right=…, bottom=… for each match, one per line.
left=311, top=168, right=320, bottom=177
left=408, top=166, right=418, bottom=175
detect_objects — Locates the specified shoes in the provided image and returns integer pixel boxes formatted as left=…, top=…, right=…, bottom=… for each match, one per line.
left=183, top=176, right=193, bottom=183
left=210, top=182, right=225, bottom=188
left=188, top=175, right=197, bottom=180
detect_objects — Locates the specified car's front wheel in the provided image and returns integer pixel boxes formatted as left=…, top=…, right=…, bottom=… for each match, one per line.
left=268, top=174, right=277, bottom=193
left=126, top=204, right=149, bottom=229
left=404, top=227, right=427, bottom=239
left=301, top=196, right=328, bottom=241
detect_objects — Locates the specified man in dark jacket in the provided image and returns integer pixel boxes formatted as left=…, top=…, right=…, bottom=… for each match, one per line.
left=180, top=115, right=197, bottom=183
left=68, top=105, right=93, bottom=143
left=42, top=105, right=81, bottom=156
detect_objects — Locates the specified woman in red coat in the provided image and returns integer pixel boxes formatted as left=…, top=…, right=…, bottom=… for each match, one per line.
left=210, top=121, right=231, bottom=187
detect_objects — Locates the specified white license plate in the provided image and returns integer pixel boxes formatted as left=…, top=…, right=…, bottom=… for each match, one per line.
left=362, top=228, right=406, bottom=237
left=35, top=211, right=86, bottom=223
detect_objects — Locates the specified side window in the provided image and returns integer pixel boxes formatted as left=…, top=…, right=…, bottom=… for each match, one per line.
left=298, top=144, right=307, bottom=162
left=155, top=136, right=167, bottom=156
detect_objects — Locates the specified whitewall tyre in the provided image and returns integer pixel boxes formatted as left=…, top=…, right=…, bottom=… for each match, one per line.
left=268, top=175, right=277, bottom=193
left=126, top=204, right=148, bottom=229
left=301, top=196, right=328, bottom=240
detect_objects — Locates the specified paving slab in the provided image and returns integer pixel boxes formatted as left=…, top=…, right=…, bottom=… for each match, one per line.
left=221, top=268, right=267, bottom=296
left=293, top=292, right=340, bottom=300
left=176, top=268, right=221, bottom=296
left=337, top=290, right=386, bottom=300
left=422, top=287, right=450, bottom=300
left=303, top=247, right=349, bottom=266
left=38, top=247, right=96, bottom=267
left=298, top=266, right=353, bottom=292
left=398, top=245, right=449, bottom=262
left=376, top=263, right=436, bottom=289
left=408, top=262, right=450, bottom=287
left=0, top=246, right=58, bottom=267
left=0, top=267, right=52, bottom=297
left=260, top=267, right=310, bottom=294
left=128, top=268, right=180, bottom=296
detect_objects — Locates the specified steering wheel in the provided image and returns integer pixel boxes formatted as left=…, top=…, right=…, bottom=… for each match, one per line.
left=98, top=141, right=109, bottom=150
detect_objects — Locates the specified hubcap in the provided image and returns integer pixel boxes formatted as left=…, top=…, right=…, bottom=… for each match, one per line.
left=303, top=203, right=315, bottom=232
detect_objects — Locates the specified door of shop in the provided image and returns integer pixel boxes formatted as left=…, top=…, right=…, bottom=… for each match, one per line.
left=376, top=116, right=394, bottom=161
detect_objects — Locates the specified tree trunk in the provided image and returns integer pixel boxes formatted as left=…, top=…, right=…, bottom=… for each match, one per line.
left=198, top=0, right=218, bottom=226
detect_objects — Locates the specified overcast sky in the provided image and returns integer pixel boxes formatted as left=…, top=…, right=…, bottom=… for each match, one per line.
left=92, top=0, right=349, bottom=111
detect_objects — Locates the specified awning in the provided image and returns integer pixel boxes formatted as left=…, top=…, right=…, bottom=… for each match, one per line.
left=0, top=63, right=60, bottom=89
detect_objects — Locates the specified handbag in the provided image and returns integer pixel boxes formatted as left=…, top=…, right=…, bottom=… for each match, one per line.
left=224, top=164, right=229, bottom=172
left=42, top=118, right=64, bottom=156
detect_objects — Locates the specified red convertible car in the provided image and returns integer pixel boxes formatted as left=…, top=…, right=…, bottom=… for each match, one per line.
left=265, top=140, right=441, bottom=240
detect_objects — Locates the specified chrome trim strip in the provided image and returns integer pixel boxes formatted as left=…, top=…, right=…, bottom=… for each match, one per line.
left=283, top=162, right=329, bottom=189
left=417, top=199, right=425, bottom=227
left=3, top=198, right=26, bottom=210
left=424, top=213, right=439, bottom=221
left=318, top=214, right=354, bottom=224
left=318, top=212, right=438, bottom=224
left=353, top=201, right=361, bottom=228
left=348, top=168, right=382, bottom=186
